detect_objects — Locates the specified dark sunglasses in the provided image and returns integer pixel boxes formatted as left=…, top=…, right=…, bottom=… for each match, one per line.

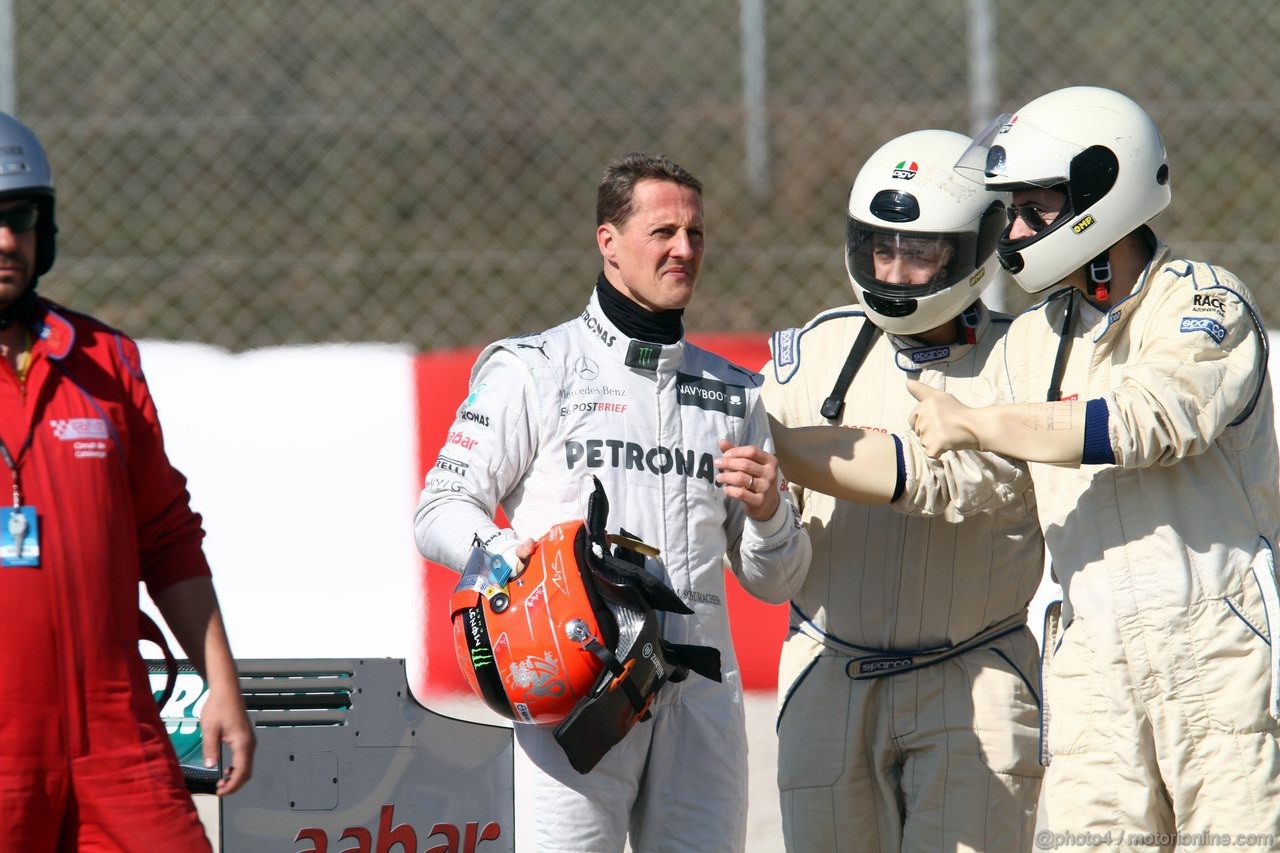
left=0, top=203, right=38, bottom=234
left=1005, top=202, right=1063, bottom=234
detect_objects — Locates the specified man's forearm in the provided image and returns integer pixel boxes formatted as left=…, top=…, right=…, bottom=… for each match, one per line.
left=154, top=576, right=240, bottom=692
left=969, top=401, right=1086, bottom=464
left=769, top=415, right=898, bottom=504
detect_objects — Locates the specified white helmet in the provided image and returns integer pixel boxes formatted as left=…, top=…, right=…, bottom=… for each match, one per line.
left=846, top=129, right=1007, bottom=335
left=0, top=112, right=57, bottom=278
left=955, top=86, right=1170, bottom=293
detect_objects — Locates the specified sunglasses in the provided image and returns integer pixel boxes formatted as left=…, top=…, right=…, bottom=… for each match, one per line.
left=1005, top=202, right=1063, bottom=234
left=0, top=203, right=39, bottom=234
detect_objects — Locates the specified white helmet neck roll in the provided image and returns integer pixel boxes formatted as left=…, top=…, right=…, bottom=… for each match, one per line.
left=846, top=129, right=1007, bottom=336
left=956, top=86, right=1170, bottom=293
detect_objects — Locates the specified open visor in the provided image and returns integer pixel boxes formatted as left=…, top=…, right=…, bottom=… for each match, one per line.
left=846, top=218, right=986, bottom=301
left=954, top=111, right=1081, bottom=190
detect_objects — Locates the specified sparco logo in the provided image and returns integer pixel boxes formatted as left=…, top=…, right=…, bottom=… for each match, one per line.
left=580, top=309, right=617, bottom=348
left=1180, top=316, right=1226, bottom=344
left=910, top=346, right=950, bottom=365
left=676, top=373, right=747, bottom=417
left=295, top=805, right=501, bottom=853
left=565, top=438, right=717, bottom=484
left=857, top=656, right=914, bottom=674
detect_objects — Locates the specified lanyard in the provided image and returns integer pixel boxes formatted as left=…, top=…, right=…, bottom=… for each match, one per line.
left=0, top=432, right=34, bottom=509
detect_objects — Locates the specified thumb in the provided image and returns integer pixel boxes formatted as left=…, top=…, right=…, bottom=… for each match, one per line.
left=906, top=379, right=941, bottom=402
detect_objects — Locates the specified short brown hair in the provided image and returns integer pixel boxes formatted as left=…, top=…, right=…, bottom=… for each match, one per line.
left=596, top=152, right=702, bottom=228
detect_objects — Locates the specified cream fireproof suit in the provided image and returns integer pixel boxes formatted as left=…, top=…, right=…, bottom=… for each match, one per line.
left=762, top=301, right=1045, bottom=853
left=943, top=242, right=1280, bottom=846
left=416, top=287, right=810, bottom=853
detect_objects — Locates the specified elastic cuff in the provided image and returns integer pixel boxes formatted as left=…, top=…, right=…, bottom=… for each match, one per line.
left=891, top=435, right=905, bottom=503
left=747, top=492, right=790, bottom=541
left=1081, top=397, right=1115, bottom=465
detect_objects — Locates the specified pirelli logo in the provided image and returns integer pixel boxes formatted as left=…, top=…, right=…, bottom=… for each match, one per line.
left=1071, top=214, right=1095, bottom=235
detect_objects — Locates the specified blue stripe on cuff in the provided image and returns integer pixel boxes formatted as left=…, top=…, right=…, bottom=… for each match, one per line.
left=1082, top=397, right=1115, bottom=465
left=891, top=434, right=905, bottom=502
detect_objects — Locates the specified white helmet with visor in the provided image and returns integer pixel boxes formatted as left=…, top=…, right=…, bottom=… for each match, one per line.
left=954, top=86, right=1170, bottom=293
left=846, top=129, right=1007, bottom=335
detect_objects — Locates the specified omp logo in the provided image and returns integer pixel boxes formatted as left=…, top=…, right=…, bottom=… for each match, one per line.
left=565, top=438, right=717, bottom=484
left=676, top=373, right=747, bottom=417
left=891, top=160, right=919, bottom=180
left=470, top=647, right=494, bottom=668
left=580, top=308, right=617, bottom=348
left=295, top=805, right=502, bottom=853
left=1180, top=316, right=1226, bottom=344
left=1071, top=214, right=1095, bottom=234
left=50, top=418, right=109, bottom=440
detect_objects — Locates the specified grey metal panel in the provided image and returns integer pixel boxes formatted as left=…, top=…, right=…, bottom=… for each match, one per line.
left=201, top=658, right=514, bottom=852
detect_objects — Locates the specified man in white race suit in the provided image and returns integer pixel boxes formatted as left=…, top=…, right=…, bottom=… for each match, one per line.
left=903, top=87, right=1280, bottom=842
left=762, top=129, right=1045, bottom=852
left=416, top=152, right=810, bottom=853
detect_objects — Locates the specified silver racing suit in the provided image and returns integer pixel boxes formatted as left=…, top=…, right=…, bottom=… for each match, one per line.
left=416, top=288, right=810, bottom=853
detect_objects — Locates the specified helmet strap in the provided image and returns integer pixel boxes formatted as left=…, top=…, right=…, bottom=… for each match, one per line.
left=1088, top=251, right=1112, bottom=301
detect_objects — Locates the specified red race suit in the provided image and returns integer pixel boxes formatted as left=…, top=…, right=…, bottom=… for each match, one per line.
left=0, top=299, right=211, bottom=850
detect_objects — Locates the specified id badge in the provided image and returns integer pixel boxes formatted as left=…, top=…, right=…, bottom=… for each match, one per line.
left=0, top=506, right=40, bottom=567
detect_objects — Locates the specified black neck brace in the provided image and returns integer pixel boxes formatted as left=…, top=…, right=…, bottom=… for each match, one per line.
left=595, top=273, right=684, bottom=345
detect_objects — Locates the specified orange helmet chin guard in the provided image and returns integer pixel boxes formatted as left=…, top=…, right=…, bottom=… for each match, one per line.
left=449, top=477, right=721, bottom=773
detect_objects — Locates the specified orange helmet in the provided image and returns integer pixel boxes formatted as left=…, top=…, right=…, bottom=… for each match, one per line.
left=449, top=478, right=722, bottom=771
left=450, top=518, right=610, bottom=725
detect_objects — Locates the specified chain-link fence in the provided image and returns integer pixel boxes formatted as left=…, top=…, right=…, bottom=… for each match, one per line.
left=9, top=1, right=1280, bottom=350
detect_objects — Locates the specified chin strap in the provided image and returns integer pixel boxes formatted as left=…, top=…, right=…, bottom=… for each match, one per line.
left=1087, top=251, right=1111, bottom=302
